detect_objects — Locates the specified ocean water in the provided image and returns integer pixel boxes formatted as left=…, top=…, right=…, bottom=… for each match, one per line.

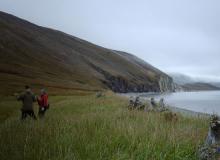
left=124, top=91, right=220, bottom=115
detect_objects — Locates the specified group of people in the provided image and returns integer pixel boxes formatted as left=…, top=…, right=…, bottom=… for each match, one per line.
left=150, top=97, right=165, bottom=108
left=16, top=85, right=49, bottom=120
left=128, top=96, right=166, bottom=111
left=128, top=96, right=144, bottom=110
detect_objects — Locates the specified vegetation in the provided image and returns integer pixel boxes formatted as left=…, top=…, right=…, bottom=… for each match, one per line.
left=0, top=92, right=209, bottom=160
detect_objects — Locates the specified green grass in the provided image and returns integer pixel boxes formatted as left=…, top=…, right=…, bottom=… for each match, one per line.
left=0, top=93, right=209, bottom=160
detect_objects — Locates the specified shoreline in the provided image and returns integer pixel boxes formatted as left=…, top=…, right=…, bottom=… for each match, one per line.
left=166, top=105, right=210, bottom=117
left=118, top=93, right=211, bottom=117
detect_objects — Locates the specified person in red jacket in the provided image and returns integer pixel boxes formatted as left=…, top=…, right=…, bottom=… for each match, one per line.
left=37, top=89, right=49, bottom=118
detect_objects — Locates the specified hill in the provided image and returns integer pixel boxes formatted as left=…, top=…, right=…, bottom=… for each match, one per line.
left=211, top=82, right=220, bottom=88
left=181, top=82, right=220, bottom=91
left=170, top=73, right=220, bottom=91
left=0, top=11, right=174, bottom=95
left=169, top=73, right=195, bottom=85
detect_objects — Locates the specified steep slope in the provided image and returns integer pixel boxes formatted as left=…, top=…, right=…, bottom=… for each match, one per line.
left=0, top=11, right=174, bottom=95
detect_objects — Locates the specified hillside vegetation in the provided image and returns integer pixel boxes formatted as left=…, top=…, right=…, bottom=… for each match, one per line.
left=0, top=93, right=208, bottom=160
left=0, top=11, right=174, bottom=95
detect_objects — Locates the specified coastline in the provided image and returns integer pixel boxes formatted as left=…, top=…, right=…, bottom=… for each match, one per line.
left=118, top=93, right=211, bottom=117
left=166, top=105, right=210, bottom=117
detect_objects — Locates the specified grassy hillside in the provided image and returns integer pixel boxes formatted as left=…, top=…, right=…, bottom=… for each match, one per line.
left=0, top=11, right=174, bottom=95
left=0, top=93, right=208, bottom=160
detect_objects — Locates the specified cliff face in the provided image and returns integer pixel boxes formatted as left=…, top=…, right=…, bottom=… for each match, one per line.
left=159, top=76, right=175, bottom=92
left=102, top=76, right=162, bottom=93
left=102, top=75, right=175, bottom=93
left=87, top=59, right=175, bottom=93
left=0, top=11, right=175, bottom=94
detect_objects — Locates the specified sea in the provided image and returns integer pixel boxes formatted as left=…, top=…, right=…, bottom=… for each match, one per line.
left=122, top=91, right=220, bottom=115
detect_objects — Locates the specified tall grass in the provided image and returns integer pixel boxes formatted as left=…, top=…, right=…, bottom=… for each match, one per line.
left=0, top=93, right=208, bottom=160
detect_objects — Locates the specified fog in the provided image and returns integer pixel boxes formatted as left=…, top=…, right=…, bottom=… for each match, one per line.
left=0, top=0, right=220, bottom=81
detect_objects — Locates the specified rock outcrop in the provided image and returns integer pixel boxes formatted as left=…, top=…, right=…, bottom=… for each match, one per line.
left=159, top=76, right=175, bottom=92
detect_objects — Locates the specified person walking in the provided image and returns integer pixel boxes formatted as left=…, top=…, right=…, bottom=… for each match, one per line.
left=159, top=98, right=165, bottom=108
left=150, top=97, right=156, bottom=107
left=37, top=89, right=49, bottom=118
left=17, top=85, right=37, bottom=120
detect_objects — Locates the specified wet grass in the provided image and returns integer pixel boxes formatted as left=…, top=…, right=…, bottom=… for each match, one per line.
left=0, top=93, right=209, bottom=160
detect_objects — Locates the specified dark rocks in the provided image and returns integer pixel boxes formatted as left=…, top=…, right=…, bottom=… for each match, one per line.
left=102, top=75, right=171, bottom=93
left=87, top=60, right=175, bottom=93
left=198, top=115, right=220, bottom=160
left=198, top=145, right=215, bottom=160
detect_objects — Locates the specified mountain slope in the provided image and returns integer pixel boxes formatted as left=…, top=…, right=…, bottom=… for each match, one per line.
left=0, top=11, right=174, bottom=95
left=170, top=73, right=220, bottom=91
left=181, top=83, right=220, bottom=91
left=169, top=73, right=195, bottom=85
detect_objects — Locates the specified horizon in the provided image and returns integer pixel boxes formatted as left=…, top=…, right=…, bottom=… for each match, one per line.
left=0, top=0, right=220, bottom=82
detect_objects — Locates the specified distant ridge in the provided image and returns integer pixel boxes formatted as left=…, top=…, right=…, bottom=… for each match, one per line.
left=0, top=11, right=174, bottom=95
left=169, top=73, right=195, bottom=85
left=181, top=83, right=220, bottom=91
left=170, top=73, right=220, bottom=91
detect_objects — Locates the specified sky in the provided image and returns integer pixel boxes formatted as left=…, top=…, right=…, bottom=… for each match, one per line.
left=0, top=0, right=220, bottom=82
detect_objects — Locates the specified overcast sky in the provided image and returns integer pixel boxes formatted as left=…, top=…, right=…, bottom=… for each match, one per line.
left=0, top=0, right=220, bottom=82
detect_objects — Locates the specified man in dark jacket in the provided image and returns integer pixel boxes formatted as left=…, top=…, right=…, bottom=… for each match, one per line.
left=17, top=85, right=37, bottom=120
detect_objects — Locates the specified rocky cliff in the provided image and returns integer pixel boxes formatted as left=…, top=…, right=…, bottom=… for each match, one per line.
left=159, top=76, right=175, bottom=92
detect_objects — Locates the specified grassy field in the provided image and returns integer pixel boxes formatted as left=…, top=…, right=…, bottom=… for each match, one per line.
left=0, top=92, right=209, bottom=160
